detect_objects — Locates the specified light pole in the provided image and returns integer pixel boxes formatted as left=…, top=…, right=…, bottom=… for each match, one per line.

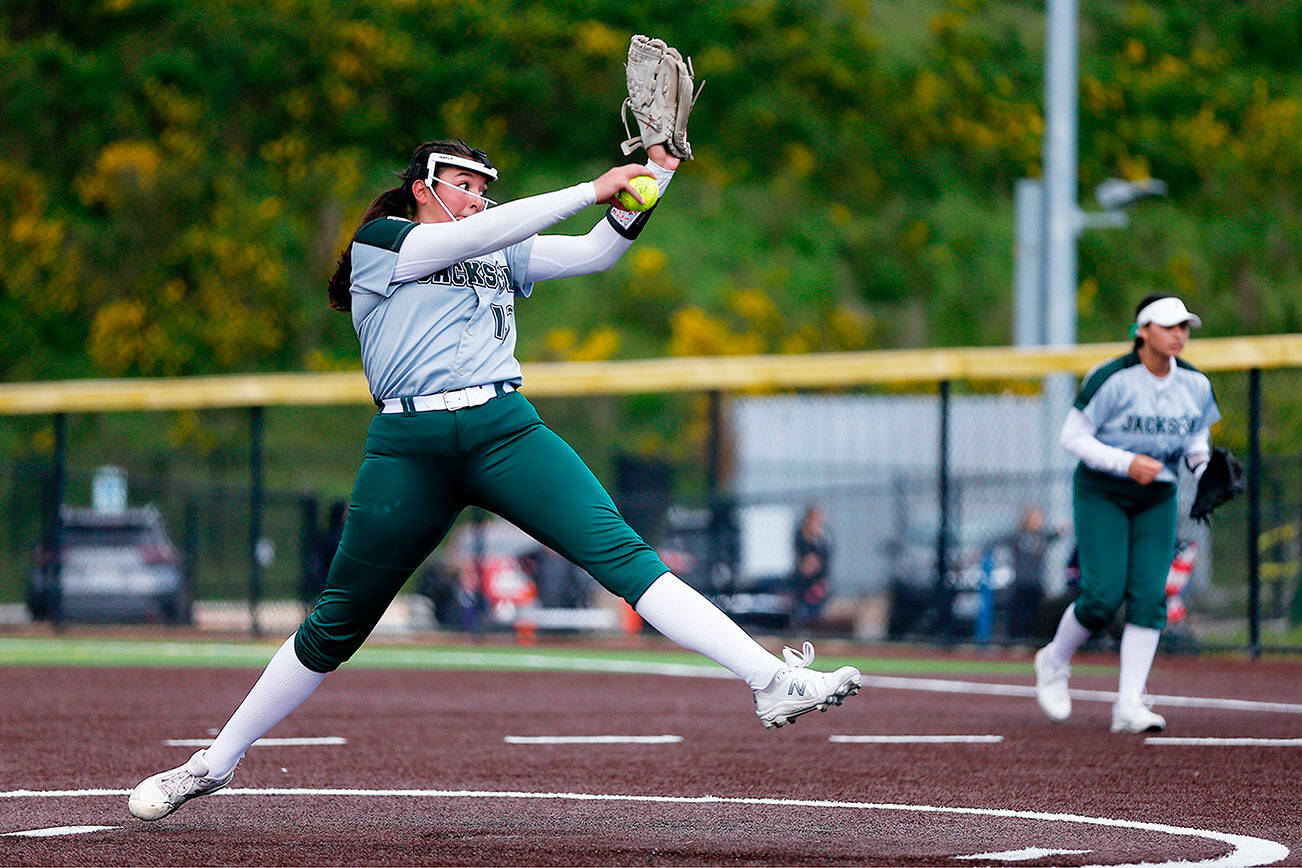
left=1043, top=0, right=1080, bottom=353
left=1015, top=177, right=1168, bottom=349
left=1018, top=0, right=1170, bottom=351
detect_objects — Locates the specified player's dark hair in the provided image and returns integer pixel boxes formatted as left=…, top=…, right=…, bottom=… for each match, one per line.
left=1131, top=292, right=1176, bottom=350
left=326, top=139, right=492, bottom=312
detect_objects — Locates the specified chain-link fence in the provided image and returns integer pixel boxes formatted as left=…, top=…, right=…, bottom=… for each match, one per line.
left=1, top=349, right=1298, bottom=651
left=705, top=370, right=1300, bottom=653
left=3, top=458, right=326, bottom=633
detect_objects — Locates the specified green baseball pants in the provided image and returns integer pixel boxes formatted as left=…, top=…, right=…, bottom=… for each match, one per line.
left=295, top=390, right=668, bottom=672
left=1070, top=465, right=1178, bottom=633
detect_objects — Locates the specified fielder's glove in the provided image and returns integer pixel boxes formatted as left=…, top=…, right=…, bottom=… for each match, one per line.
left=620, top=34, right=700, bottom=160
left=1190, top=446, right=1246, bottom=523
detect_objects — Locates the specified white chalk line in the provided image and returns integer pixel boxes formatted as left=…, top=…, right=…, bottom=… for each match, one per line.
left=4, top=639, right=1296, bottom=716
left=830, top=734, right=1004, bottom=744
left=366, top=651, right=1302, bottom=716
left=0, top=786, right=1286, bottom=868
left=957, top=847, right=1093, bottom=862
left=164, top=737, right=347, bottom=747
left=858, top=675, right=1302, bottom=715
left=3, top=825, right=119, bottom=837
left=504, top=735, right=682, bottom=744
left=1146, top=737, right=1302, bottom=747
left=364, top=651, right=1302, bottom=717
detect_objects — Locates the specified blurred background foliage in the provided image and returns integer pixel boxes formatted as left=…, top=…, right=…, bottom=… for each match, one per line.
left=1, top=0, right=1300, bottom=461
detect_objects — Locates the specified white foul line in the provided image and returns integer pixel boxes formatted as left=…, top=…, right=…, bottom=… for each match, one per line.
left=0, top=786, right=1287, bottom=868
left=164, top=737, right=347, bottom=747
left=859, top=675, right=1302, bottom=715
left=3, top=825, right=118, bottom=837
left=504, top=735, right=682, bottom=744
left=1146, top=737, right=1302, bottom=747
left=16, top=639, right=1294, bottom=717
left=830, top=735, right=1004, bottom=744
left=364, top=651, right=1302, bottom=716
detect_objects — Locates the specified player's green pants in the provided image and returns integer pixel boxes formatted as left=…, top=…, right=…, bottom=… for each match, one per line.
left=295, top=390, right=668, bottom=672
left=1071, top=465, right=1177, bottom=633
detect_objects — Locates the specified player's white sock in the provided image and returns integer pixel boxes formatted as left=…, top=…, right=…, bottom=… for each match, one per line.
left=1117, top=623, right=1161, bottom=701
left=202, top=634, right=327, bottom=778
left=1044, top=603, right=1092, bottom=669
left=635, top=572, right=783, bottom=689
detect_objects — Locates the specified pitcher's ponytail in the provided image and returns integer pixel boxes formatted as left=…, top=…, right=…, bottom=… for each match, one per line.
left=326, top=139, right=488, bottom=312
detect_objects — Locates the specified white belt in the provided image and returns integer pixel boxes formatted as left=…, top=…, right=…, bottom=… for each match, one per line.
left=379, top=383, right=515, bottom=414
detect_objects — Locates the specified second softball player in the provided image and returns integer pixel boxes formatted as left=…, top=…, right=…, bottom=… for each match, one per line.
left=1034, top=294, right=1220, bottom=733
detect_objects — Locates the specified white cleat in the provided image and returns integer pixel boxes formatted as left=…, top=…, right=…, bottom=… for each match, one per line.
left=1111, top=695, right=1167, bottom=733
left=754, top=641, right=861, bottom=729
left=128, top=750, right=235, bottom=821
left=1034, top=647, right=1072, bottom=723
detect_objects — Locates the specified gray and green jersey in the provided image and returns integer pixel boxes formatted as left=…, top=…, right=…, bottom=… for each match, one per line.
left=1072, top=351, right=1220, bottom=483
left=350, top=215, right=538, bottom=401
left=347, top=167, right=672, bottom=404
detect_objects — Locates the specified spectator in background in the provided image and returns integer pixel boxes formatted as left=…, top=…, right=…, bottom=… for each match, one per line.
left=521, top=544, right=589, bottom=609
left=1002, top=507, right=1065, bottom=642
left=791, top=505, right=832, bottom=626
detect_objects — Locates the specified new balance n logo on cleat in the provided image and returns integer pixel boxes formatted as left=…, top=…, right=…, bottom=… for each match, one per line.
left=753, top=642, right=862, bottom=729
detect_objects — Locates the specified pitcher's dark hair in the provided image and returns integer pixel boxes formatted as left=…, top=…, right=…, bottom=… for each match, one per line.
left=326, top=139, right=491, bottom=312
left=1131, top=293, right=1176, bottom=350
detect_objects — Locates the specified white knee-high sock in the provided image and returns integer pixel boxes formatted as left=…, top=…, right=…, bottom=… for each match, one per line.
left=1117, top=623, right=1161, bottom=702
left=1044, top=603, right=1092, bottom=668
left=203, top=635, right=328, bottom=777
left=634, top=573, right=783, bottom=689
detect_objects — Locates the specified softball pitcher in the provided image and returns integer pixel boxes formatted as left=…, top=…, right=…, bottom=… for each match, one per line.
left=1034, top=294, right=1220, bottom=733
left=127, top=136, right=861, bottom=821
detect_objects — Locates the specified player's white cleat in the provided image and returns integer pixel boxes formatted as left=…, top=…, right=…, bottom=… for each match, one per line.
left=128, top=750, right=235, bottom=821
left=1034, top=647, right=1072, bottom=723
left=754, top=641, right=861, bottom=729
left=1111, top=694, right=1166, bottom=733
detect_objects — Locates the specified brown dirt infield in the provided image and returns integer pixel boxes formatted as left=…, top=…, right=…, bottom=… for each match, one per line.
left=0, top=650, right=1299, bottom=866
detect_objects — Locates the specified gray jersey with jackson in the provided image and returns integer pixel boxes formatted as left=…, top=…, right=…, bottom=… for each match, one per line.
left=1074, top=351, right=1220, bottom=483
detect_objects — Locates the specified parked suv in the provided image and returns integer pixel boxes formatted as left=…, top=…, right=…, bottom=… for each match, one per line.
left=28, top=505, right=192, bottom=624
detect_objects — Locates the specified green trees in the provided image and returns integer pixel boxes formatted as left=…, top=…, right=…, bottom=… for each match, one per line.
left=2, top=0, right=1299, bottom=384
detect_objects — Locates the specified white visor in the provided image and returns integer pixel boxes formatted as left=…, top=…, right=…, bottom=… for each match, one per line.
left=1136, top=296, right=1201, bottom=329
left=426, top=152, right=498, bottom=182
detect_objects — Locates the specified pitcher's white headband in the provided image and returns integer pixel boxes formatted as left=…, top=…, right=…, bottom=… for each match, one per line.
left=1136, top=297, right=1202, bottom=329
left=426, top=152, right=498, bottom=182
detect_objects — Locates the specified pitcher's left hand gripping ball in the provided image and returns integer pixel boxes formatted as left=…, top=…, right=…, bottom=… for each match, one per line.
left=620, top=34, right=701, bottom=160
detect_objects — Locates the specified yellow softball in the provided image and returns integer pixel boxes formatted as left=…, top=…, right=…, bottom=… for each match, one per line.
left=617, top=175, right=659, bottom=212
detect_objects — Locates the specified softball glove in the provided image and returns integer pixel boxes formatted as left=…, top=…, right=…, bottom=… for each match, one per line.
left=1190, top=446, right=1246, bottom=523
left=620, top=34, right=700, bottom=160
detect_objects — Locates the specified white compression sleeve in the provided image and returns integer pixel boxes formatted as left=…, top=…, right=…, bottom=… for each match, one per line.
left=634, top=572, right=783, bottom=689
left=392, top=182, right=596, bottom=283
left=1059, top=407, right=1136, bottom=478
left=521, top=160, right=675, bottom=282
left=203, top=635, right=328, bottom=778
left=522, top=219, right=631, bottom=282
